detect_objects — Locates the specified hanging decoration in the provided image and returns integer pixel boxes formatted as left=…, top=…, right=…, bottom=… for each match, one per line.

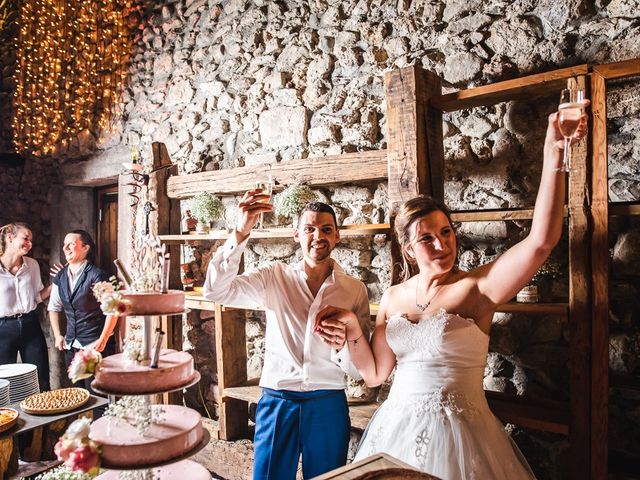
left=12, top=0, right=133, bottom=156
left=0, top=0, right=18, bottom=31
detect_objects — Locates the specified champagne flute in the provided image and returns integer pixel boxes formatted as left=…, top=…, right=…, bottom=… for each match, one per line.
left=254, top=175, right=273, bottom=230
left=556, top=88, right=585, bottom=172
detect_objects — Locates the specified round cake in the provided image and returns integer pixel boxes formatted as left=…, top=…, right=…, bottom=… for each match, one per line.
left=92, top=349, right=195, bottom=395
left=90, top=405, right=203, bottom=468
left=94, top=459, right=210, bottom=479
left=121, top=290, right=185, bottom=315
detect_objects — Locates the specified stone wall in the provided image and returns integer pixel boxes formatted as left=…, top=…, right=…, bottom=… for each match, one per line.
left=109, top=1, right=639, bottom=478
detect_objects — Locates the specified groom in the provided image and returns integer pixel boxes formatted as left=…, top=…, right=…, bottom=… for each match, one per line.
left=204, top=189, right=370, bottom=479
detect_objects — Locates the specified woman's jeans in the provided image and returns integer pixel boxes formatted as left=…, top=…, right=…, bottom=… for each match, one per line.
left=0, top=310, right=51, bottom=392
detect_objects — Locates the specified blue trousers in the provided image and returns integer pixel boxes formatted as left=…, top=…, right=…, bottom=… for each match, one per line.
left=253, top=388, right=350, bottom=480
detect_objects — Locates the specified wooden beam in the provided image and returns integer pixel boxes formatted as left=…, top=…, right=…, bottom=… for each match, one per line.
left=450, top=207, right=571, bottom=222
left=567, top=74, right=593, bottom=480
left=592, top=58, right=640, bottom=79
left=589, top=71, right=609, bottom=480
left=384, top=66, right=442, bottom=209
left=485, top=391, right=569, bottom=435
left=431, top=65, right=590, bottom=112
left=609, top=373, right=640, bottom=393
left=385, top=66, right=443, bottom=285
left=62, top=145, right=129, bottom=187
left=610, top=202, right=640, bottom=216
left=116, top=173, right=135, bottom=272
left=215, top=305, right=249, bottom=440
left=166, top=150, right=388, bottom=199
left=159, top=223, right=391, bottom=241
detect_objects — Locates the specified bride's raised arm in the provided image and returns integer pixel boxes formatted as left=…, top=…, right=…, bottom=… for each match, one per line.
left=476, top=104, right=589, bottom=306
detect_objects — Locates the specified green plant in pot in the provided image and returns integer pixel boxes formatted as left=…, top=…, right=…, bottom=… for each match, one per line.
left=187, top=192, right=224, bottom=233
left=273, top=184, right=318, bottom=226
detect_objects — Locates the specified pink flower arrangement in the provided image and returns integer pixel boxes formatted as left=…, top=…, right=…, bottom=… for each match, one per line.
left=67, top=349, right=102, bottom=384
left=54, top=418, right=101, bottom=474
left=92, top=278, right=129, bottom=316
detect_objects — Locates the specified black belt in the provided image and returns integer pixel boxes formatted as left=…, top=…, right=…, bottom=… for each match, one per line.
left=0, top=311, right=36, bottom=320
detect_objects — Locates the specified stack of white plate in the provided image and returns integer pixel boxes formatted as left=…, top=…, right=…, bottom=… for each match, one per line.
left=0, top=363, right=39, bottom=403
left=0, top=379, right=9, bottom=406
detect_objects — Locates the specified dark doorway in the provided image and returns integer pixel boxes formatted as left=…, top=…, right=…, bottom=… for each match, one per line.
left=96, top=185, right=118, bottom=277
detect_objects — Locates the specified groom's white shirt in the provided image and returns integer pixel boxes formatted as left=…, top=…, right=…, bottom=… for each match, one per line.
left=204, top=234, right=370, bottom=391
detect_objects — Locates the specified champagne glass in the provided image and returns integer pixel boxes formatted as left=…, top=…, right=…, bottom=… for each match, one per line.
left=556, top=88, right=585, bottom=172
left=254, top=175, right=273, bottom=230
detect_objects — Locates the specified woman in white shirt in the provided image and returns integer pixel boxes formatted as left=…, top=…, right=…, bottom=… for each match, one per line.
left=0, top=222, right=51, bottom=391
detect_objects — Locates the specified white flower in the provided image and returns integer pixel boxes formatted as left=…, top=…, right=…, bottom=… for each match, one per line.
left=67, top=359, right=86, bottom=382
left=273, top=184, right=318, bottom=219
left=65, top=417, right=92, bottom=441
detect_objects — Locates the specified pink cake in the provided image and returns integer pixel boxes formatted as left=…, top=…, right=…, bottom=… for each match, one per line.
left=94, top=459, right=210, bottom=479
left=121, top=290, right=185, bottom=315
left=92, top=349, right=195, bottom=395
left=90, top=405, right=203, bottom=468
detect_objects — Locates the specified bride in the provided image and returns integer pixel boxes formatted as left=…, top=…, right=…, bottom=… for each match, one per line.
left=313, top=105, right=588, bottom=479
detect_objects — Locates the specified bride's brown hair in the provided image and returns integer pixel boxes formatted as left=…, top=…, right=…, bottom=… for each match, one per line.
left=0, top=222, right=32, bottom=256
left=394, top=195, right=455, bottom=282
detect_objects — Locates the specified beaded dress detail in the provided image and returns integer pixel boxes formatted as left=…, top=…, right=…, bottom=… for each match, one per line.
left=353, top=309, right=536, bottom=480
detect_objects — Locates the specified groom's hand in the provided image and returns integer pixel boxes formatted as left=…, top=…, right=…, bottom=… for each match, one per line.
left=236, top=189, right=273, bottom=239
left=314, top=305, right=354, bottom=349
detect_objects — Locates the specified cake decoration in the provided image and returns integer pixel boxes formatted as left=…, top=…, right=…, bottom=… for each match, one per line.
left=68, top=349, right=102, bottom=384
left=54, top=417, right=101, bottom=475
left=104, top=396, right=162, bottom=435
left=92, top=277, right=129, bottom=316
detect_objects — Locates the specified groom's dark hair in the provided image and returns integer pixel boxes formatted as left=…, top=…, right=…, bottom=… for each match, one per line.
left=298, top=202, right=338, bottom=228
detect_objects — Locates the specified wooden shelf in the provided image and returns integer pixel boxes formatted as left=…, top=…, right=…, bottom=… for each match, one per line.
left=222, top=382, right=379, bottom=431
left=485, top=391, right=569, bottom=435
left=430, top=64, right=589, bottom=112
left=496, top=301, right=569, bottom=316
left=223, top=382, right=569, bottom=434
left=186, top=292, right=380, bottom=316
left=187, top=292, right=561, bottom=317
left=159, top=224, right=390, bottom=243
left=610, top=201, right=640, bottom=216
left=450, top=206, right=569, bottom=222
left=222, top=379, right=261, bottom=403
left=609, top=373, right=640, bottom=392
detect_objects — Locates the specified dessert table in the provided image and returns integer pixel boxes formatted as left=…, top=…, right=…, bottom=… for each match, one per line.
left=0, top=395, right=108, bottom=480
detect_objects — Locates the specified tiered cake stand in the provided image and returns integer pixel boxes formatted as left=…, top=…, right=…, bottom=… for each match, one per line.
left=91, top=312, right=211, bottom=479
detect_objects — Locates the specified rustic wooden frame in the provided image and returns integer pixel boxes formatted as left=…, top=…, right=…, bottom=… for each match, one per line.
left=144, top=59, right=640, bottom=478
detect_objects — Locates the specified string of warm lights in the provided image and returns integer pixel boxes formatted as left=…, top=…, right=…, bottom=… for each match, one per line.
left=12, top=0, right=132, bottom=156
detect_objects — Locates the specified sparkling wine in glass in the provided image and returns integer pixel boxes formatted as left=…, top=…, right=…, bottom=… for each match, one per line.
left=556, top=88, right=585, bottom=172
left=254, top=176, right=273, bottom=230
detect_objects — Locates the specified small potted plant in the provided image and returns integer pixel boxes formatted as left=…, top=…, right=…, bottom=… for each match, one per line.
left=186, top=193, right=224, bottom=233
left=273, top=184, right=318, bottom=226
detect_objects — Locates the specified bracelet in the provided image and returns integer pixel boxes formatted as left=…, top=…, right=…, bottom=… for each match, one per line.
left=346, top=333, right=364, bottom=344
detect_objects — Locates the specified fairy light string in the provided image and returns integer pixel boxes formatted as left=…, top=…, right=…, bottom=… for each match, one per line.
left=12, top=0, right=133, bottom=156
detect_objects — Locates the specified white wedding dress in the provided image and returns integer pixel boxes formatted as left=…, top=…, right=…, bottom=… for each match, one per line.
left=353, top=309, right=536, bottom=480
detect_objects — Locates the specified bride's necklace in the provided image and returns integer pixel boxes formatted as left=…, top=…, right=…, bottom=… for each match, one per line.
left=415, top=276, right=447, bottom=312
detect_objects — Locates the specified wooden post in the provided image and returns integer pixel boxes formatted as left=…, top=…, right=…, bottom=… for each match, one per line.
left=589, top=70, right=609, bottom=480
left=215, top=305, right=249, bottom=440
left=567, top=74, right=593, bottom=480
left=384, top=66, right=443, bottom=284
left=116, top=173, right=134, bottom=271
left=148, top=142, right=183, bottom=404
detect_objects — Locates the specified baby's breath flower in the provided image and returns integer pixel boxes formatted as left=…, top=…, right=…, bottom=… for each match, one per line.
left=273, top=184, right=317, bottom=219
